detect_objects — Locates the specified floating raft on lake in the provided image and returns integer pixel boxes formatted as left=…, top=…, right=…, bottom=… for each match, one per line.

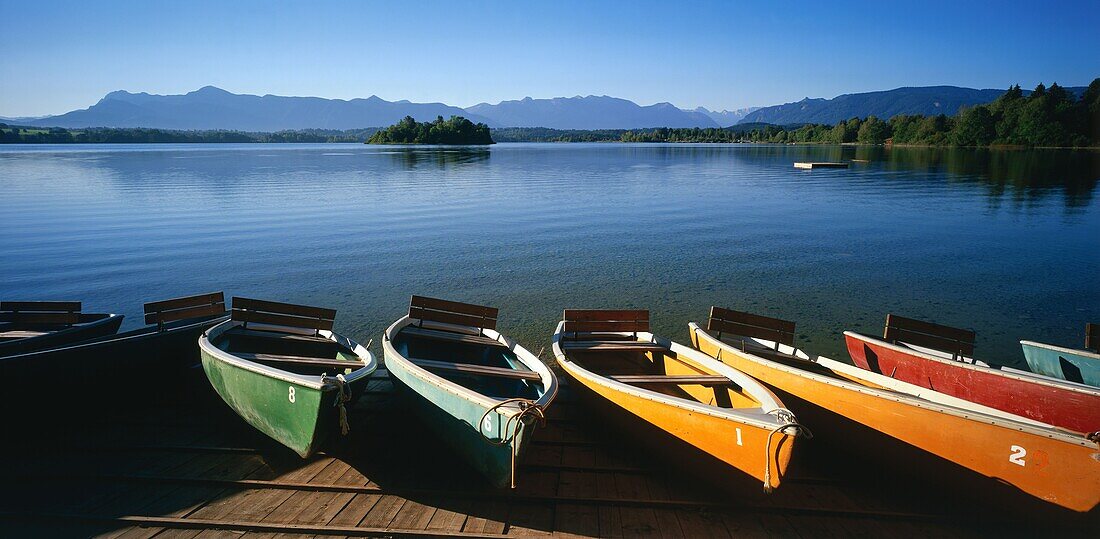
left=793, top=162, right=849, bottom=169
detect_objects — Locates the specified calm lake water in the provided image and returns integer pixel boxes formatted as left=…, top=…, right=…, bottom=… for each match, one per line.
left=1, top=143, right=1097, bottom=366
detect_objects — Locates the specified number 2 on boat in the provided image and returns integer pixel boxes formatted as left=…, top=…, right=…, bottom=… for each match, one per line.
left=1009, top=445, right=1026, bottom=466
left=288, top=386, right=296, bottom=404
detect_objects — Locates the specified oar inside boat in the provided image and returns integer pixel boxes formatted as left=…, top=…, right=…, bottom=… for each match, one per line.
left=383, top=295, right=557, bottom=488
left=553, top=308, right=803, bottom=492
left=198, top=297, right=377, bottom=457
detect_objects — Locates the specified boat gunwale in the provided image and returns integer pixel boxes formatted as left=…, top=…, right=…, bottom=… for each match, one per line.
left=0, top=312, right=123, bottom=347
left=691, top=323, right=1094, bottom=446
left=1020, top=339, right=1100, bottom=361
left=382, top=315, right=558, bottom=418
left=551, top=321, right=789, bottom=431
left=845, top=331, right=1100, bottom=395
left=198, top=319, right=377, bottom=391
left=1, top=313, right=227, bottom=360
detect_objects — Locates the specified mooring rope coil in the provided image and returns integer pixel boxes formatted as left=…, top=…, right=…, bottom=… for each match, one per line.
left=761, top=407, right=812, bottom=493
left=478, top=397, right=547, bottom=489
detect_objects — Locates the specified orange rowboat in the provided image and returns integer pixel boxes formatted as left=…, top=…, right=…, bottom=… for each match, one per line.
left=689, top=306, right=1100, bottom=514
left=552, top=309, right=805, bottom=492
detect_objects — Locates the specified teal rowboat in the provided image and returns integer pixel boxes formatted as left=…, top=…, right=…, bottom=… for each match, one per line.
left=383, top=296, right=558, bottom=488
left=1021, top=340, right=1100, bottom=388
left=199, top=297, right=377, bottom=457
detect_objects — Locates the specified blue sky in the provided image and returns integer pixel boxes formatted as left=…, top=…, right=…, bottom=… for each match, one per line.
left=1, top=0, right=1098, bottom=116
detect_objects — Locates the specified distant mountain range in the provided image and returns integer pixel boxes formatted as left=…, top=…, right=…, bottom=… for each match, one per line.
left=21, top=86, right=491, bottom=131
left=11, top=84, right=1087, bottom=132
left=466, top=96, right=717, bottom=129
left=691, top=106, right=761, bottom=127
left=740, top=85, right=1087, bottom=125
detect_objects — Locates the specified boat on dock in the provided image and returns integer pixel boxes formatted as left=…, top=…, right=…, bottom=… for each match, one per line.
left=0, top=292, right=227, bottom=389
left=552, top=309, right=802, bottom=492
left=0, top=301, right=123, bottom=357
left=198, top=297, right=376, bottom=458
left=1021, top=323, right=1100, bottom=387
left=383, top=296, right=557, bottom=488
left=689, top=306, right=1100, bottom=514
left=845, top=314, right=1100, bottom=434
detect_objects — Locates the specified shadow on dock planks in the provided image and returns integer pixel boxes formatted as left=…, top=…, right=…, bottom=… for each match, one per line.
left=0, top=365, right=1093, bottom=538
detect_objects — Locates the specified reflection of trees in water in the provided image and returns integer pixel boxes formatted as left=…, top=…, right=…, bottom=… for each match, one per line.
left=387, top=147, right=490, bottom=169
left=873, top=147, right=1099, bottom=208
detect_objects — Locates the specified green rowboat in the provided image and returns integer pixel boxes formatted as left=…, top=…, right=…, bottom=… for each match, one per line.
left=383, top=296, right=558, bottom=488
left=199, top=297, right=377, bottom=457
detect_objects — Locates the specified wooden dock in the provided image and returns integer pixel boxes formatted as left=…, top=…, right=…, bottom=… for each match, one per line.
left=0, top=366, right=1081, bottom=537
left=793, top=162, right=849, bottom=169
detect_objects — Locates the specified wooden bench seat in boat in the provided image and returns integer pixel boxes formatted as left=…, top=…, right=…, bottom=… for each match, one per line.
left=232, top=297, right=337, bottom=334
left=143, top=291, right=226, bottom=329
left=1, top=301, right=82, bottom=326
left=400, top=325, right=506, bottom=348
left=225, top=327, right=335, bottom=345
left=234, top=352, right=361, bottom=370
left=882, top=313, right=975, bottom=359
left=609, top=374, right=735, bottom=386
left=560, top=340, right=665, bottom=352
left=409, top=295, right=499, bottom=332
left=409, top=357, right=541, bottom=381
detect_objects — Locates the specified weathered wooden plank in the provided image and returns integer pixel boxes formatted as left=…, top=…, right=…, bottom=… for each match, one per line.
left=410, top=357, right=541, bottom=381
left=609, top=375, right=734, bottom=386
left=560, top=341, right=664, bottom=352
left=552, top=503, right=600, bottom=538
left=424, top=497, right=469, bottom=532
left=1, top=300, right=81, bottom=311
left=410, top=295, right=499, bottom=319
left=563, top=310, right=650, bottom=322
left=708, top=318, right=793, bottom=347
left=358, top=495, right=406, bottom=528
left=145, top=303, right=225, bottom=325
left=327, top=493, right=381, bottom=527
left=234, top=352, right=361, bottom=370
left=233, top=297, right=337, bottom=321
left=460, top=499, right=508, bottom=535
left=409, top=307, right=495, bottom=331
left=0, top=311, right=81, bottom=324
left=232, top=309, right=335, bottom=331
left=562, top=320, right=649, bottom=333
left=400, top=325, right=506, bottom=348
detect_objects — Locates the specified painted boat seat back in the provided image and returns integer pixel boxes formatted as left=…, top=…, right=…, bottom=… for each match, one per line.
left=144, top=291, right=226, bottom=328
left=883, top=314, right=975, bottom=359
left=231, top=296, right=337, bottom=333
left=409, top=295, right=498, bottom=331
left=707, top=306, right=796, bottom=348
left=0, top=300, right=82, bottom=326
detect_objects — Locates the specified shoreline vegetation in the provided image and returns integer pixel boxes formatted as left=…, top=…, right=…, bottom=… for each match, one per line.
left=3, top=80, right=1097, bottom=148
left=366, top=115, right=493, bottom=145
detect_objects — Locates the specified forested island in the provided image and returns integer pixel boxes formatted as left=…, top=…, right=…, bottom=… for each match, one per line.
left=367, top=116, right=493, bottom=144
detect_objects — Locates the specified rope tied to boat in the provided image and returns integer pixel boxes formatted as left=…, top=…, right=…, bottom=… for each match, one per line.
left=478, top=397, right=547, bottom=489
left=1088, top=431, right=1100, bottom=445
left=323, top=373, right=353, bottom=436
left=761, top=408, right=812, bottom=494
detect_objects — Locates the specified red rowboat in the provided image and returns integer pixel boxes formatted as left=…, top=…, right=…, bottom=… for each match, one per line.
left=845, top=314, right=1100, bottom=434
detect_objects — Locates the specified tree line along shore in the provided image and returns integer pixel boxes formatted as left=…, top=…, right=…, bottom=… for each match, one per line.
left=3, top=80, right=1097, bottom=148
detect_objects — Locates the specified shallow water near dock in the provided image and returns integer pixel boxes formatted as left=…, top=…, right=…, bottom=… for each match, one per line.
left=1, top=143, right=1097, bottom=367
